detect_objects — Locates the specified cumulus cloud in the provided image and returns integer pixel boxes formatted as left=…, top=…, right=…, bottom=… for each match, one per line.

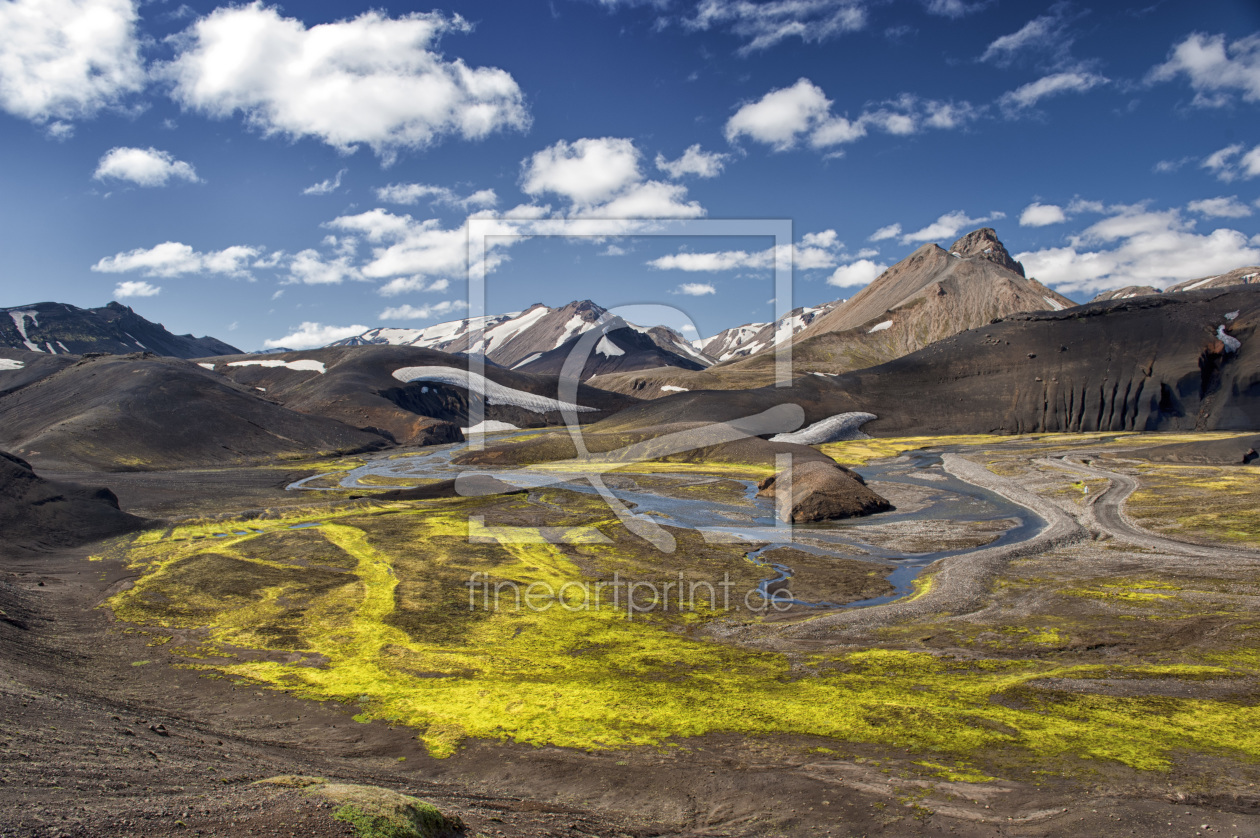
left=827, top=258, right=887, bottom=287
left=263, top=322, right=369, bottom=350
left=869, top=223, right=901, bottom=241
left=521, top=137, right=704, bottom=219
left=655, top=144, right=729, bottom=178
left=163, top=4, right=529, bottom=163
left=648, top=230, right=846, bottom=273
left=900, top=210, right=1003, bottom=245
left=92, top=241, right=261, bottom=277
left=93, top=147, right=201, bottom=187
left=1200, top=143, right=1260, bottom=183
left=302, top=169, right=346, bottom=196
left=378, top=276, right=450, bottom=297
left=1186, top=196, right=1252, bottom=218
left=113, top=280, right=160, bottom=298
left=725, top=78, right=977, bottom=152
left=1016, top=205, right=1260, bottom=293
left=1148, top=32, right=1260, bottom=107
left=673, top=282, right=716, bottom=296
left=287, top=249, right=363, bottom=285
left=1020, top=202, right=1067, bottom=227
left=0, top=0, right=145, bottom=124
left=375, top=182, right=498, bottom=209
left=999, top=71, right=1107, bottom=112
left=379, top=300, right=468, bottom=320
left=682, top=0, right=868, bottom=54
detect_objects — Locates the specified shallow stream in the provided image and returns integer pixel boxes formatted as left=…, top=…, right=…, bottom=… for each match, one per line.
left=288, top=435, right=1042, bottom=611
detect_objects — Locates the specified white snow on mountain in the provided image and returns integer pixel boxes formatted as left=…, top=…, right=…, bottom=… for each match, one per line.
left=392, top=366, right=596, bottom=413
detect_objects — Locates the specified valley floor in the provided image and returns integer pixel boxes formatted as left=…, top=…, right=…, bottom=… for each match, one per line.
left=4, top=434, right=1260, bottom=837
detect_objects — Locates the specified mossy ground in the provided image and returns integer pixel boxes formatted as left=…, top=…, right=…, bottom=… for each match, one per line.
left=103, top=438, right=1260, bottom=784
left=1128, top=463, right=1260, bottom=546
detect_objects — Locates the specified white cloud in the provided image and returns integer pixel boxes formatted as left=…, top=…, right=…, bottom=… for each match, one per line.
left=287, top=249, right=362, bottom=285
left=1148, top=32, right=1260, bottom=107
left=655, top=144, right=729, bottom=178
left=0, top=0, right=144, bottom=124
left=726, top=78, right=977, bottom=152
left=725, top=78, right=831, bottom=151
left=586, top=180, right=704, bottom=219
left=869, top=223, right=901, bottom=241
left=113, top=280, right=160, bottom=298
left=264, top=322, right=368, bottom=350
left=92, top=241, right=261, bottom=277
left=94, top=147, right=201, bottom=187
left=522, top=137, right=642, bottom=205
left=855, top=247, right=879, bottom=258
left=674, top=282, right=716, bottom=296
left=827, top=259, right=887, bottom=287
left=1016, top=205, right=1260, bottom=293
left=302, top=169, right=346, bottom=196
left=900, top=211, right=1002, bottom=245
left=999, top=71, right=1107, bottom=111
left=163, top=5, right=528, bottom=163
left=1186, top=196, right=1252, bottom=218
left=378, top=276, right=450, bottom=297
left=379, top=300, right=468, bottom=320
left=980, top=6, right=1074, bottom=67
left=1200, top=143, right=1260, bottom=183
left=649, top=231, right=844, bottom=273
left=923, top=0, right=987, bottom=19
left=375, top=182, right=498, bottom=209
left=683, top=0, right=868, bottom=54
left=1020, top=202, right=1067, bottom=227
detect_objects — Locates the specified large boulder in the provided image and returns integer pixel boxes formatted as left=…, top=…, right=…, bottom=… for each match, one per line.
left=757, top=460, right=893, bottom=523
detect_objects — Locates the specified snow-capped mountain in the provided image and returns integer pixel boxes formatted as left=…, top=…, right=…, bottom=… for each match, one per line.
left=332, top=300, right=717, bottom=375
left=692, top=303, right=838, bottom=363
left=0, top=302, right=240, bottom=358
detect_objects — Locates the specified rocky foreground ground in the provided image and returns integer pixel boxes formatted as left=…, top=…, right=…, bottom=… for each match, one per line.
left=3, top=435, right=1260, bottom=837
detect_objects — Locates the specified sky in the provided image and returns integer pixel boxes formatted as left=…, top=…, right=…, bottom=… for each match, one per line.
left=1, top=0, right=1259, bottom=351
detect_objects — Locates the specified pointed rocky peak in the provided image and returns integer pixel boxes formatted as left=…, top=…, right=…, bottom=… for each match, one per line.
left=948, top=228, right=1025, bottom=277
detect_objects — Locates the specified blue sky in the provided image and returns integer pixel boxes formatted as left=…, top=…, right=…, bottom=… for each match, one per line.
left=1, top=0, right=1259, bottom=350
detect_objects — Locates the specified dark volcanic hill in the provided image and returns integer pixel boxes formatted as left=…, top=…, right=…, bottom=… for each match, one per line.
left=593, top=285, right=1259, bottom=439
left=201, top=344, right=640, bottom=440
left=0, top=302, right=239, bottom=358
left=0, top=351, right=385, bottom=471
left=0, top=450, right=144, bottom=552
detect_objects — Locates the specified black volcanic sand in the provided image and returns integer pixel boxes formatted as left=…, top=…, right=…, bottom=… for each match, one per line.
left=0, top=451, right=144, bottom=552
left=6, top=442, right=1260, bottom=837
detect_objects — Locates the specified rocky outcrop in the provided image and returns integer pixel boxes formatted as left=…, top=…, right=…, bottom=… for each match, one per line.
left=757, top=460, right=892, bottom=523
left=948, top=227, right=1025, bottom=277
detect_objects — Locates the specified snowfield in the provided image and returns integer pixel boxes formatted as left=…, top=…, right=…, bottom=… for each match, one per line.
left=596, top=336, right=624, bottom=357
left=660, top=384, right=688, bottom=392
left=1217, top=325, right=1242, bottom=353
left=0, top=359, right=25, bottom=371
left=868, top=320, right=893, bottom=333
left=462, top=420, right=520, bottom=435
left=770, top=412, right=877, bottom=445
left=392, top=366, right=596, bottom=413
left=228, top=359, right=327, bottom=374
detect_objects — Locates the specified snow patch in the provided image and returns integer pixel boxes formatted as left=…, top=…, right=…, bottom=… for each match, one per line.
left=1217, top=325, right=1241, bottom=353
left=8, top=310, right=41, bottom=352
left=554, top=314, right=590, bottom=348
left=867, top=320, right=892, bottom=333
left=770, top=412, right=878, bottom=445
left=393, top=366, right=596, bottom=413
left=660, top=385, right=689, bottom=392
left=1225, top=310, right=1240, bottom=321
left=228, top=359, right=327, bottom=374
left=462, top=420, right=520, bottom=435
left=197, top=362, right=216, bottom=370
left=0, top=359, right=25, bottom=371
left=595, top=336, right=624, bottom=357
left=1042, top=295, right=1066, bottom=311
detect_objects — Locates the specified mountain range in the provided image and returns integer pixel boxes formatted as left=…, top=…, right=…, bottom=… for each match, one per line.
left=0, top=302, right=240, bottom=358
